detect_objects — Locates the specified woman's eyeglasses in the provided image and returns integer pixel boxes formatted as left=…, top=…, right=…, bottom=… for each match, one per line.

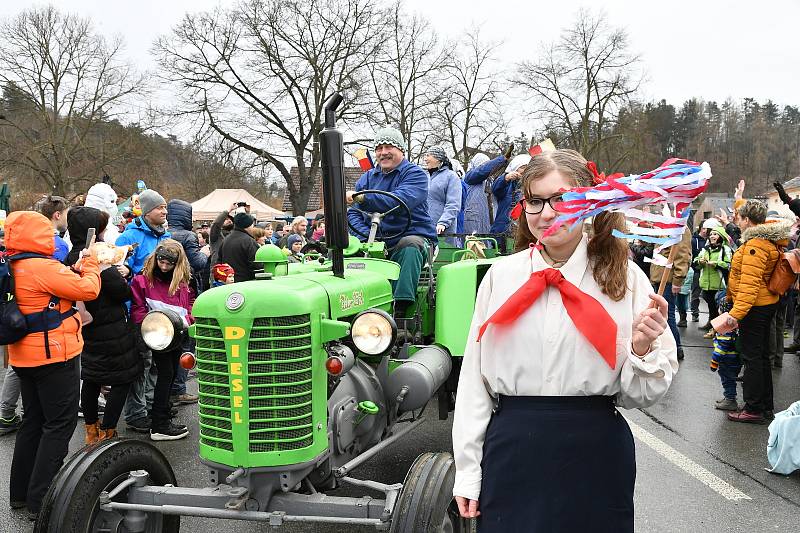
left=522, top=195, right=564, bottom=215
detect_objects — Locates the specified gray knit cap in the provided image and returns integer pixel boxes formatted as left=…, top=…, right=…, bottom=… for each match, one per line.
left=373, top=127, right=406, bottom=153
left=138, top=189, right=166, bottom=216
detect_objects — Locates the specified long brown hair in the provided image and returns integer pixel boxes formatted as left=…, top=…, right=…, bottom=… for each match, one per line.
left=141, top=238, right=191, bottom=296
left=514, top=149, right=629, bottom=301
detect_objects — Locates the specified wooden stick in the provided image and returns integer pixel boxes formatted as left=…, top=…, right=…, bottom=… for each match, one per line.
left=656, top=245, right=679, bottom=296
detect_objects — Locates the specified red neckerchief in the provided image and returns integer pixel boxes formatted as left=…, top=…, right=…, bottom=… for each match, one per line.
left=477, top=248, right=618, bottom=368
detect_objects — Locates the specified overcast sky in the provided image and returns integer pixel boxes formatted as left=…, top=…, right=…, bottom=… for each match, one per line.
left=2, top=0, right=798, bottom=127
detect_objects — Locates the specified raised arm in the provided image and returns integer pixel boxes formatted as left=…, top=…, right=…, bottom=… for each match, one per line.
left=773, top=181, right=800, bottom=218
left=464, top=156, right=507, bottom=186
left=35, top=257, right=101, bottom=303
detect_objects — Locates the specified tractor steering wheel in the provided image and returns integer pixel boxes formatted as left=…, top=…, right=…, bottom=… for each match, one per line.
left=347, top=189, right=412, bottom=243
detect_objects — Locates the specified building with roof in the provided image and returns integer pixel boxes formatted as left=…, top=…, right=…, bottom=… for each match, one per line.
left=692, top=193, right=735, bottom=230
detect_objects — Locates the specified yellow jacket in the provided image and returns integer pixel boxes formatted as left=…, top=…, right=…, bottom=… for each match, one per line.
left=728, top=219, right=791, bottom=320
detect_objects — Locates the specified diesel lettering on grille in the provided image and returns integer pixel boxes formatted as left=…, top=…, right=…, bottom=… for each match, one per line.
left=225, top=326, right=246, bottom=425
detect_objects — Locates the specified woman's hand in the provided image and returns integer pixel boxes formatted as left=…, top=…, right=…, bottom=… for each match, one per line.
left=717, top=208, right=730, bottom=226
left=116, top=264, right=130, bottom=278
left=633, top=293, right=668, bottom=356
left=455, top=496, right=480, bottom=518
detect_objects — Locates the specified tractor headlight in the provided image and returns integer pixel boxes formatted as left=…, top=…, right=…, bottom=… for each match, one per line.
left=351, top=309, right=396, bottom=355
left=141, top=310, right=182, bottom=351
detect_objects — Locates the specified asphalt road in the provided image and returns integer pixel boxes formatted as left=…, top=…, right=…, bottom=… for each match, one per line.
left=2, top=313, right=800, bottom=532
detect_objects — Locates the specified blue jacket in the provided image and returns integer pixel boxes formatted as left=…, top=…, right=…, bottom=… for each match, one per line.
left=427, top=166, right=462, bottom=232
left=116, top=216, right=171, bottom=275
left=53, top=234, right=69, bottom=262
left=490, top=170, right=521, bottom=234
left=767, top=400, right=800, bottom=475
left=456, top=180, right=468, bottom=233
left=348, top=159, right=437, bottom=247
left=167, top=199, right=208, bottom=274
left=462, top=156, right=506, bottom=234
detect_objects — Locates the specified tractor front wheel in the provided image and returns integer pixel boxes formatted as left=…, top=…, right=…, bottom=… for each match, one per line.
left=35, top=438, right=180, bottom=533
left=389, top=451, right=469, bottom=533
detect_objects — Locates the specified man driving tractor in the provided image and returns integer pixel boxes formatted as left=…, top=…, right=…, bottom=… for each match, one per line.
left=346, top=127, right=437, bottom=318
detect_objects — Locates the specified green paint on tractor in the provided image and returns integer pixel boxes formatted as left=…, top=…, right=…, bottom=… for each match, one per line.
left=190, top=245, right=497, bottom=469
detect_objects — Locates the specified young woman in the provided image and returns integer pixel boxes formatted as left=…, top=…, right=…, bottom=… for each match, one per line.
left=452, top=149, right=679, bottom=532
left=694, top=226, right=732, bottom=337
left=131, top=239, right=195, bottom=441
left=311, top=221, right=325, bottom=242
left=64, top=206, right=141, bottom=443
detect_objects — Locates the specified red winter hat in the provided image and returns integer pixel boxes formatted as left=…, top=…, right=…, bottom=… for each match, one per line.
left=213, top=263, right=234, bottom=282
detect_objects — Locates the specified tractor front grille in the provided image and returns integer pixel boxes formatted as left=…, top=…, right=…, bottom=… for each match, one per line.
left=247, top=315, right=314, bottom=453
left=194, top=317, right=233, bottom=452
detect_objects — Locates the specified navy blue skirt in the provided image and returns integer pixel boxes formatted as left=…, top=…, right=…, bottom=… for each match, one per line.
left=478, top=396, right=635, bottom=533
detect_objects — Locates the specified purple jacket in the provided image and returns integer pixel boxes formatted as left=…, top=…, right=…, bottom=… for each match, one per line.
left=130, top=274, right=195, bottom=325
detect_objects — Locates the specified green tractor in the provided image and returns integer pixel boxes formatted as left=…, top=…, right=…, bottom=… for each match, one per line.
left=35, top=94, right=507, bottom=532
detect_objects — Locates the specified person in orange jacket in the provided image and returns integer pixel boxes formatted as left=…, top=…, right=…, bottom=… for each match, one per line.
left=4, top=211, right=100, bottom=519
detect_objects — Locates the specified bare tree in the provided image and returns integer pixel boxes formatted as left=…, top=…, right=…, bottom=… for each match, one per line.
left=367, top=2, right=450, bottom=161
left=433, top=29, right=506, bottom=167
left=512, top=9, right=640, bottom=165
left=154, top=0, right=385, bottom=215
left=0, top=6, right=144, bottom=195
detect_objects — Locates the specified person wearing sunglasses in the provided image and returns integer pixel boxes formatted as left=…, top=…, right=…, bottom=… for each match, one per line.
left=130, top=240, right=195, bottom=441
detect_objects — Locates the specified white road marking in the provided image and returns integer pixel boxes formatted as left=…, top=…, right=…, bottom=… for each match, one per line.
left=626, top=418, right=752, bottom=501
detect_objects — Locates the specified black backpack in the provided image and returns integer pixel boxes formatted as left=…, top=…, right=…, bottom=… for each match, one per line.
left=0, top=252, right=77, bottom=354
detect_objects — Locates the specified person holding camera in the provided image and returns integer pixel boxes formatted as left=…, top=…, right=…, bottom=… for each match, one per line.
left=4, top=211, right=100, bottom=519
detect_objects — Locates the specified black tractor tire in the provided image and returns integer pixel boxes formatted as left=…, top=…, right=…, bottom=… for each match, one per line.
left=35, top=438, right=180, bottom=533
left=389, top=451, right=469, bottom=533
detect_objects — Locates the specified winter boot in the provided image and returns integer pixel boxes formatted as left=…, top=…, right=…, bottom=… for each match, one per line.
left=85, top=421, right=100, bottom=445
left=677, top=312, right=687, bottom=328
left=98, top=427, right=117, bottom=441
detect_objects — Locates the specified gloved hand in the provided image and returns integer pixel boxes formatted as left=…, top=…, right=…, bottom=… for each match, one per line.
left=774, top=181, right=792, bottom=204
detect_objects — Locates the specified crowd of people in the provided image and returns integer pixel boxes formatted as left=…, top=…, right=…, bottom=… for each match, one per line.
left=0, top=183, right=329, bottom=519
left=0, top=125, right=797, bottom=529
left=629, top=179, right=800, bottom=425
left=0, top=126, right=538, bottom=522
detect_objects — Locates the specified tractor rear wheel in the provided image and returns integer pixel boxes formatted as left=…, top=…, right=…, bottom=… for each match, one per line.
left=389, top=451, right=469, bottom=533
left=35, top=438, right=180, bottom=533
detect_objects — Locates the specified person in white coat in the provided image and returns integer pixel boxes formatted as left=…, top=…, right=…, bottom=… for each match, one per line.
left=84, top=183, right=120, bottom=245
left=452, top=149, right=679, bottom=532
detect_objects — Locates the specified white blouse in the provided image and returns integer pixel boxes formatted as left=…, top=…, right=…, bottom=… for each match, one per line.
left=451, top=234, right=679, bottom=501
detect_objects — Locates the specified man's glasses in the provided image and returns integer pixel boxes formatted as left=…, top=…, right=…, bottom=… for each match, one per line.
left=521, top=195, right=564, bottom=215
